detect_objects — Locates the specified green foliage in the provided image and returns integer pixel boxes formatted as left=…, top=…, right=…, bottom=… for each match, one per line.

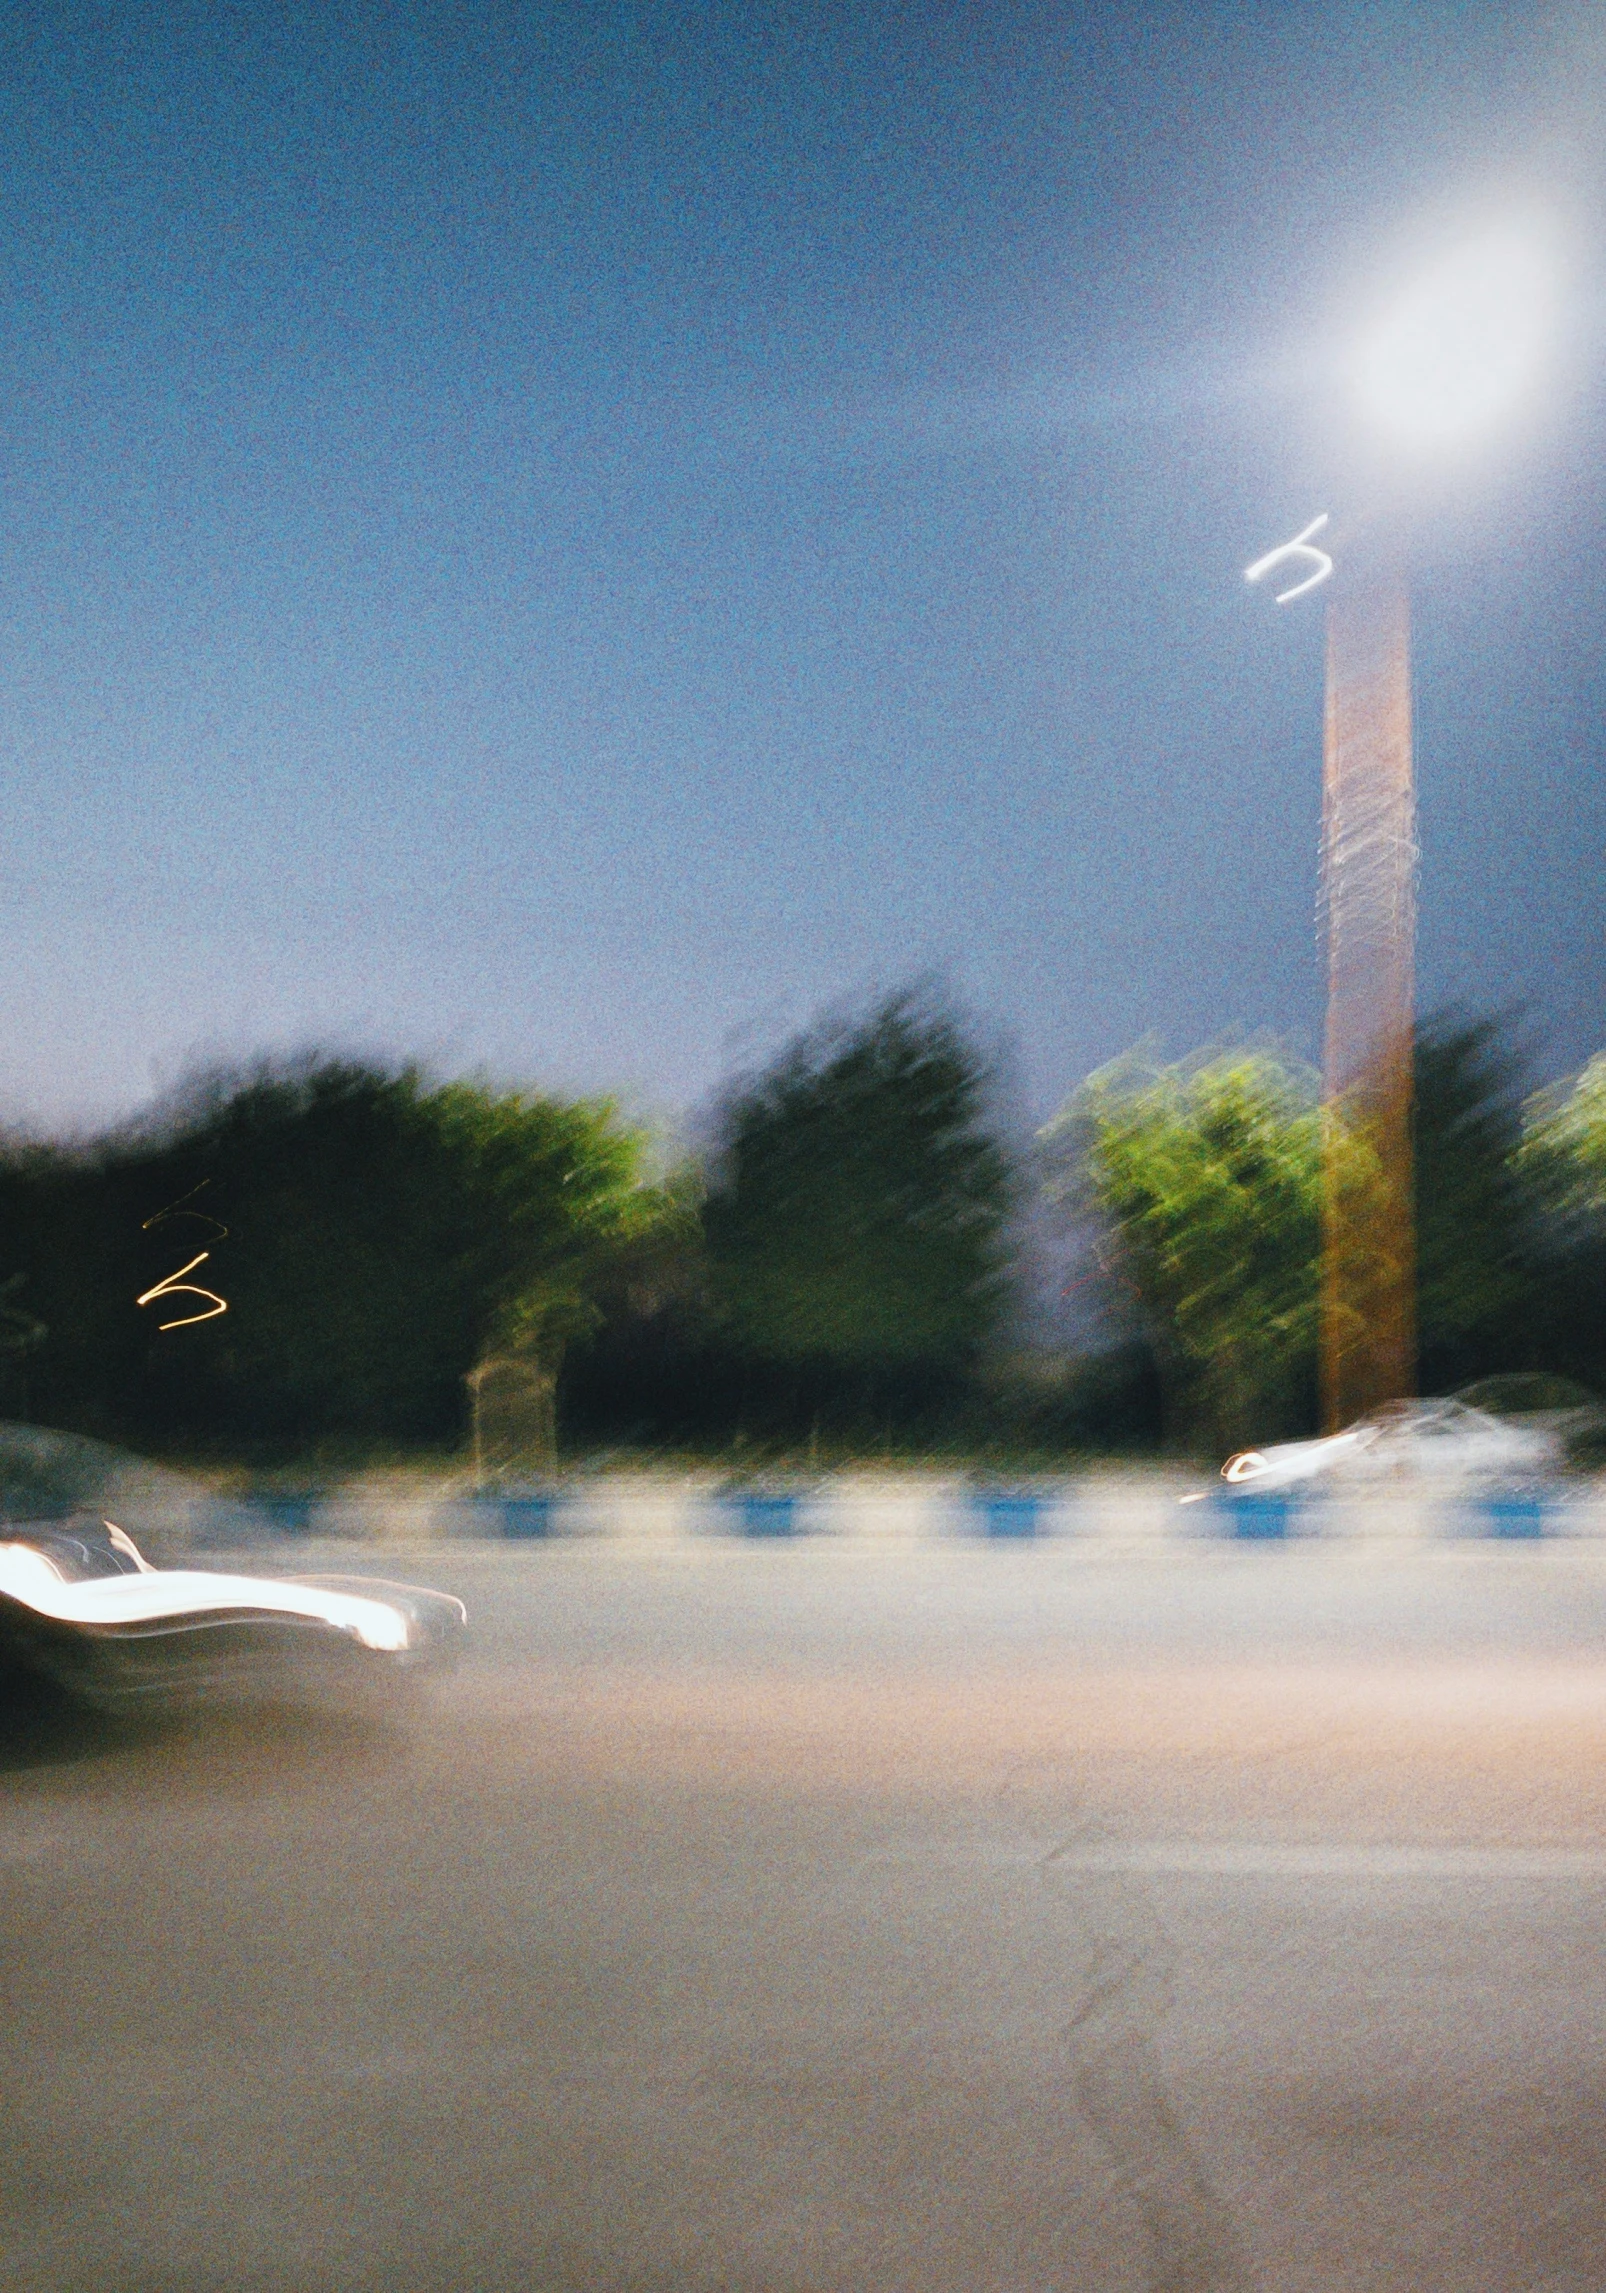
left=0, top=1059, right=662, bottom=1452
left=1043, top=1047, right=1330, bottom=1451
left=1522, top=1052, right=1606, bottom=1225
left=1047, top=1015, right=1601, bottom=1449
left=1515, top=1050, right=1606, bottom=1396
left=6, top=1005, right=1600, bottom=1468
left=422, top=1077, right=669, bottom=1363
left=702, top=993, right=1015, bottom=1414
left=1413, top=1014, right=1539, bottom=1386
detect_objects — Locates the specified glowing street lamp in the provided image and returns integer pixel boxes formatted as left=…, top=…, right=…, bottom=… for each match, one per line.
left=1351, top=222, right=1558, bottom=460
left=1247, top=218, right=1557, bottom=1430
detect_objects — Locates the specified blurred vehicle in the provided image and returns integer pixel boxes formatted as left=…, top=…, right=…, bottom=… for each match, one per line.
left=1220, top=1396, right=1562, bottom=1493
left=1455, top=1375, right=1606, bottom=1468
left=0, top=1424, right=465, bottom=1710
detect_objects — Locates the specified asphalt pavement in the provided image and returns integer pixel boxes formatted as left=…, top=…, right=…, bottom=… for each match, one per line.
left=5, top=1532, right=1606, bottom=2292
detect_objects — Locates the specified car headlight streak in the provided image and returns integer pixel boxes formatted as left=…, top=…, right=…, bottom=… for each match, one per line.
left=1222, top=1451, right=1270, bottom=1483
left=0, top=1542, right=415, bottom=1653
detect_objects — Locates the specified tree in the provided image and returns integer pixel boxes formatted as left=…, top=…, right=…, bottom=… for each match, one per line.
left=1047, top=1014, right=1565, bottom=1453
left=1517, top=1049, right=1606, bottom=1395
left=1522, top=1052, right=1606, bottom=1226
left=1413, top=1013, right=1542, bottom=1390
left=702, top=992, right=1015, bottom=1430
left=1042, top=1047, right=1347, bottom=1453
left=0, top=1058, right=666, bottom=1454
left=430, top=1079, right=687, bottom=1474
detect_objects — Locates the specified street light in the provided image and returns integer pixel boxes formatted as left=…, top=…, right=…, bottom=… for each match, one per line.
left=1352, top=221, right=1558, bottom=457
left=1248, top=215, right=1557, bottom=1430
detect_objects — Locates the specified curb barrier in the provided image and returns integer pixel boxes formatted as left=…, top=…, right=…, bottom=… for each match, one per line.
left=1212, top=1490, right=1298, bottom=1540
left=974, top=1492, right=1048, bottom=1539
left=724, top=1492, right=805, bottom=1538
left=560, top=1480, right=717, bottom=1540
left=498, top=1493, right=559, bottom=1540
left=249, top=1493, right=316, bottom=1535
left=186, top=1474, right=1606, bottom=1549
left=1473, top=1490, right=1549, bottom=1540
left=814, top=1477, right=968, bottom=1539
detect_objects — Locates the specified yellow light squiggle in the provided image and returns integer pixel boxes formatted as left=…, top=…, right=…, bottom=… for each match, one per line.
left=142, top=1181, right=229, bottom=1245
left=137, top=1251, right=228, bottom=1330
left=139, top=1181, right=229, bottom=1330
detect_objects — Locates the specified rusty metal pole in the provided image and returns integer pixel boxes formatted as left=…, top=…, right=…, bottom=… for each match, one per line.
left=1319, top=548, right=1418, bottom=1430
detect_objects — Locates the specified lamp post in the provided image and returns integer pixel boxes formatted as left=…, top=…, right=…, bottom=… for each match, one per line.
left=1318, top=538, right=1416, bottom=1430
left=1246, top=217, right=1556, bottom=1431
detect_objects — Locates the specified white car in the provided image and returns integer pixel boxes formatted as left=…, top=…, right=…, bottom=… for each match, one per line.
left=0, top=1425, right=465, bottom=1709
left=0, top=1513, right=465, bottom=1709
left=1220, top=1396, right=1561, bottom=1493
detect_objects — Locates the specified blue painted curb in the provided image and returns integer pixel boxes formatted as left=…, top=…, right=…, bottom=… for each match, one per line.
left=1214, top=1490, right=1296, bottom=1539
left=726, top=1492, right=803, bottom=1538
left=1476, top=1491, right=1549, bottom=1540
left=974, top=1493, right=1046, bottom=1539
left=251, top=1493, right=316, bottom=1534
left=500, top=1494, right=558, bottom=1540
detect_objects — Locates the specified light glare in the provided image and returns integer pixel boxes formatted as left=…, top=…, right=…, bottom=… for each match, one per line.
left=1222, top=1451, right=1269, bottom=1483
left=1354, top=224, right=1555, bottom=452
left=0, top=1542, right=413, bottom=1652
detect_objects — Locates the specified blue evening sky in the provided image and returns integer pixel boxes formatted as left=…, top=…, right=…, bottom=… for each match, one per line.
left=1, top=1, right=1602, bottom=1136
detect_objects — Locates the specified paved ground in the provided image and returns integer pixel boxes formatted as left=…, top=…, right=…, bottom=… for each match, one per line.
left=6, top=1534, right=1606, bottom=2291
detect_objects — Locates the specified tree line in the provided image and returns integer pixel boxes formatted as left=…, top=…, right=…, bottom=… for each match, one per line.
left=0, top=995, right=1603, bottom=1461
left=1047, top=1016, right=1606, bottom=1452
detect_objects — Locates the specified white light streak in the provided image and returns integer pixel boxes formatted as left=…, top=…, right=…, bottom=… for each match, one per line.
left=1244, top=515, right=1333, bottom=606
left=0, top=1542, right=415, bottom=1651
left=103, top=1521, right=155, bottom=1573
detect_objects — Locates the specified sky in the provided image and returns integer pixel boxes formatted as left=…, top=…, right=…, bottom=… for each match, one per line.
left=1, top=0, right=1602, bottom=1139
